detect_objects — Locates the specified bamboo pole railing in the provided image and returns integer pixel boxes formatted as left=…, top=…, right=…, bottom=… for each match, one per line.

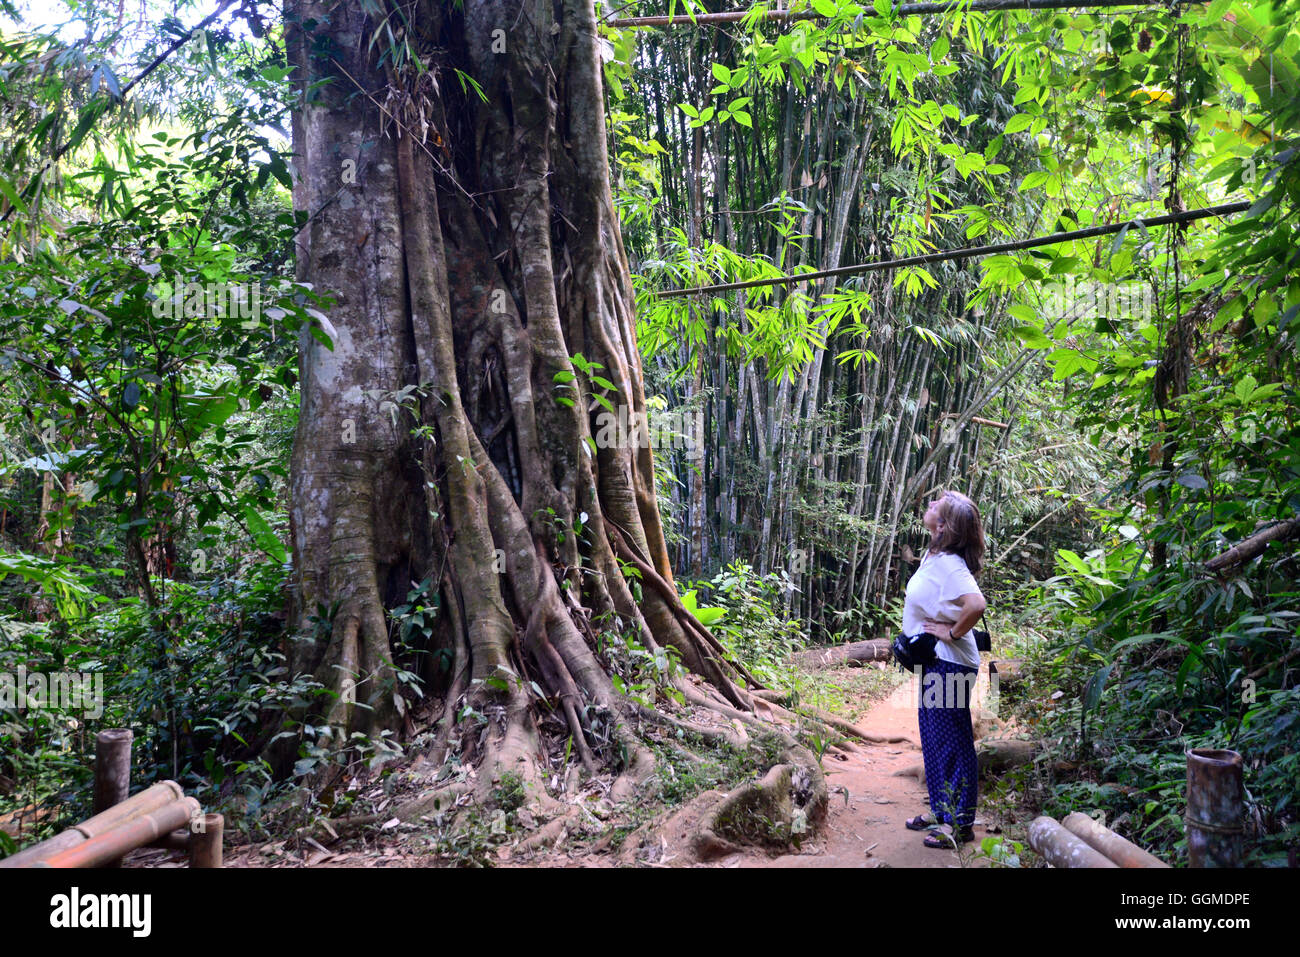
left=1030, top=748, right=1242, bottom=867
left=0, top=728, right=222, bottom=869
left=1029, top=811, right=1173, bottom=867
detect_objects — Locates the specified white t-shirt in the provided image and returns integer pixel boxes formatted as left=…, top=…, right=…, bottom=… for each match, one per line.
left=901, top=550, right=982, bottom=669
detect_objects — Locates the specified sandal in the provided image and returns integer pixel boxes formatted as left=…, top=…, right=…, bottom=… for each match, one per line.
left=923, top=827, right=975, bottom=848
left=905, top=814, right=938, bottom=832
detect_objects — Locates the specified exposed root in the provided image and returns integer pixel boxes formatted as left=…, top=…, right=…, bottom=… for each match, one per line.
left=424, top=572, right=471, bottom=770
left=608, top=721, right=657, bottom=805
left=628, top=701, right=748, bottom=749
left=610, top=528, right=760, bottom=706
left=617, top=743, right=829, bottom=866
left=750, top=688, right=916, bottom=745
left=392, top=778, right=478, bottom=823
left=677, top=678, right=764, bottom=727
left=692, top=756, right=827, bottom=859
left=513, top=808, right=579, bottom=855
left=520, top=580, right=597, bottom=776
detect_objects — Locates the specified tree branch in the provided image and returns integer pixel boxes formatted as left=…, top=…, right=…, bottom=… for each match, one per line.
left=1205, top=515, right=1300, bottom=573
left=3, top=0, right=239, bottom=224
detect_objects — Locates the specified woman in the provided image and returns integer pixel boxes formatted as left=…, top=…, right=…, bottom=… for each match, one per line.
left=901, top=489, right=987, bottom=849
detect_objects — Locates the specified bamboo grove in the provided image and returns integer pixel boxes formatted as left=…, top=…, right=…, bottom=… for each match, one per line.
left=606, top=3, right=1110, bottom=637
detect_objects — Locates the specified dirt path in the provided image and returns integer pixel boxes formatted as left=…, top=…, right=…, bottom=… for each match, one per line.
left=719, top=668, right=996, bottom=869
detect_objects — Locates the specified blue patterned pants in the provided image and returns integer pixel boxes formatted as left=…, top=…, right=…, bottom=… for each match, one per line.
left=917, top=659, right=979, bottom=830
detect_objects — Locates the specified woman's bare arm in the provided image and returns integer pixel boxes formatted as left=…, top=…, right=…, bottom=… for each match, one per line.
left=922, top=592, right=986, bottom=641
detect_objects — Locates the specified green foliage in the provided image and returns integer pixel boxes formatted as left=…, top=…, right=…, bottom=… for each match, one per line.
left=601, top=626, right=687, bottom=709
left=1013, top=525, right=1299, bottom=864
left=651, top=733, right=763, bottom=807
left=0, top=105, right=322, bottom=592
left=0, top=560, right=317, bottom=847
left=2, top=0, right=1297, bottom=867
left=974, top=834, right=1024, bottom=868
left=690, top=562, right=808, bottom=687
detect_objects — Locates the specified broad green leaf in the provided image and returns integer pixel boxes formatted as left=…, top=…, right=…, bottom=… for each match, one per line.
left=244, top=506, right=286, bottom=564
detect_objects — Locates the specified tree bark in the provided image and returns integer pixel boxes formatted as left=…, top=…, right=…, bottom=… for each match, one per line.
left=791, top=639, right=891, bottom=670
left=284, top=0, right=746, bottom=789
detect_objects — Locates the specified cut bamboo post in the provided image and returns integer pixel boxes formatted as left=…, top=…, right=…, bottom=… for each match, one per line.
left=188, top=813, right=224, bottom=869
left=92, top=728, right=133, bottom=868
left=1028, top=816, right=1118, bottom=868
left=36, top=797, right=200, bottom=869
left=1062, top=812, right=1169, bottom=868
left=0, top=780, right=184, bottom=868
left=1186, top=748, right=1244, bottom=868
left=92, top=729, right=133, bottom=814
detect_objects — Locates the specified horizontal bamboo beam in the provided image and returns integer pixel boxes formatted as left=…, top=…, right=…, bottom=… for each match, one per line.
left=657, top=201, right=1250, bottom=298
left=1063, top=811, right=1169, bottom=867
left=0, top=781, right=184, bottom=868
left=37, top=798, right=200, bottom=869
left=148, top=827, right=193, bottom=851
left=609, top=0, right=1194, bottom=28
left=1029, top=815, right=1119, bottom=867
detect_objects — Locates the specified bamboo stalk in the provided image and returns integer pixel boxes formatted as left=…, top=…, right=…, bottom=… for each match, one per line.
left=941, top=413, right=1009, bottom=429
left=188, top=813, right=224, bottom=869
left=1205, top=515, right=1300, bottom=572
left=92, top=728, right=133, bottom=868
left=1062, top=811, right=1170, bottom=868
left=0, top=0, right=241, bottom=225
left=1186, top=748, right=1243, bottom=868
left=0, top=781, right=184, bottom=868
left=92, top=729, right=133, bottom=815
left=1028, top=815, right=1119, bottom=868
left=37, top=797, right=200, bottom=869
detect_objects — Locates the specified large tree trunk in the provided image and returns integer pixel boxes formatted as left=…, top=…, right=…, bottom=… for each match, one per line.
left=284, top=0, right=750, bottom=793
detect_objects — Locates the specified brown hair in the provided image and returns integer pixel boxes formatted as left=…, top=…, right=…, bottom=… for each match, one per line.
left=929, top=490, right=986, bottom=576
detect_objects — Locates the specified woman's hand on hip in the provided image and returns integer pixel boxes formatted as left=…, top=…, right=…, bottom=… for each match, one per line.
left=921, top=618, right=953, bottom=640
